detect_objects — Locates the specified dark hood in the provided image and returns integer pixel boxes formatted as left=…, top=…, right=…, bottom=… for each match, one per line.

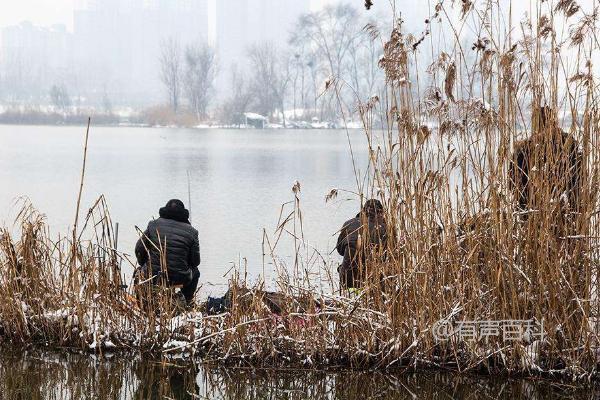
left=357, top=199, right=384, bottom=218
left=159, top=199, right=190, bottom=224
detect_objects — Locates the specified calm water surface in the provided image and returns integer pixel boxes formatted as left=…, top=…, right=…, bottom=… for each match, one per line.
left=1, top=126, right=598, bottom=398
left=0, top=348, right=597, bottom=400
left=0, top=125, right=373, bottom=293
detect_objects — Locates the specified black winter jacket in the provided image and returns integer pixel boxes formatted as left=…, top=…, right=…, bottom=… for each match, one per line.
left=336, top=213, right=387, bottom=288
left=336, top=213, right=387, bottom=257
left=135, top=218, right=200, bottom=281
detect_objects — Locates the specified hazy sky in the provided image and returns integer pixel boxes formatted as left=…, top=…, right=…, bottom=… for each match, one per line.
left=0, top=0, right=339, bottom=31
left=0, top=0, right=75, bottom=29
left=1, top=0, right=596, bottom=32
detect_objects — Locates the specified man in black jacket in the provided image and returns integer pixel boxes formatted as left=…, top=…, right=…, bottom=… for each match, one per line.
left=336, top=199, right=388, bottom=290
left=509, top=106, right=582, bottom=215
left=135, top=199, right=200, bottom=304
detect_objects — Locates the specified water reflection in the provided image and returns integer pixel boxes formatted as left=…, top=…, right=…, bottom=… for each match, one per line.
left=0, top=348, right=596, bottom=399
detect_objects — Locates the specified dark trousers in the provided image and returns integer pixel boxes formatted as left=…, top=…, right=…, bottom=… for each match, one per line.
left=135, top=265, right=200, bottom=303
left=170, top=267, right=200, bottom=302
left=339, top=247, right=362, bottom=290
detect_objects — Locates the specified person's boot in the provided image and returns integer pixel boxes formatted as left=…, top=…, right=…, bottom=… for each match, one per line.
left=171, top=291, right=187, bottom=314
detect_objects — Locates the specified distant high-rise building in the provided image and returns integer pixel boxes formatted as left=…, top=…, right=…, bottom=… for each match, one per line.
left=1, top=0, right=311, bottom=107
left=215, top=0, right=311, bottom=95
left=0, top=22, right=70, bottom=102
left=72, top=0, right=209, bottom=105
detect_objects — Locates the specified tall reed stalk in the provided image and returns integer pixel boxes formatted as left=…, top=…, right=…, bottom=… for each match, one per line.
left=0, top=0, right=599, bottom=381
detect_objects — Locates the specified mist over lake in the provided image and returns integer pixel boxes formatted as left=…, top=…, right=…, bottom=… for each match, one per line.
left=0, top=125, right=370, bottom=292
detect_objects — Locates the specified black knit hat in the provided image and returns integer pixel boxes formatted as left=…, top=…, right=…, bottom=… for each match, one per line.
left=363, top=199, right=384, bottom=215
left=159, top=199, right=190, bottom=224
left=165, top=199, right=185, bottom=210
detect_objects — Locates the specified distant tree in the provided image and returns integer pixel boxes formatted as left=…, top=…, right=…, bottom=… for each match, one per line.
left=102, top=86, right=113, bottom=114
left=288, top=37, right=325, bottom=117
left=49, top=84, right=71, bottom=112
left=288, top=38, right=317, bottom=115
left=183, top=43, right=217, bottom=120
left=347, top=19, right=384, bottom=100
left=289, top=4, right=364, bottom=120
left=291, top=53, right=301, bottom=118
left=219, top=64, right=252, bottom=126
left=159, top=38, right=182, bottom=113
left=292, top=5, right=361, bottom=83
left=306, top=57, right=320, bottom=113
left=247, top=42, right=291, bottom=125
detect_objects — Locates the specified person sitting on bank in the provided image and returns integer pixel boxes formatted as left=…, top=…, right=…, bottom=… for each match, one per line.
left=509, top=106, right=582, bottom=219
left=336, top=199, right=388, bottom=291
left=135, top=199, right=200, bottom=305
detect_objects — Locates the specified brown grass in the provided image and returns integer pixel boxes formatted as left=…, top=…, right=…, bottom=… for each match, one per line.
left=139, top=105, right=204, bottom=127
left=0, top=0, right=599, bottom=381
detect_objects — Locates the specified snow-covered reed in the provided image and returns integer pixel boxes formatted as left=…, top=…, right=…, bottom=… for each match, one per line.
left=1, top=0, right=600, bottom=382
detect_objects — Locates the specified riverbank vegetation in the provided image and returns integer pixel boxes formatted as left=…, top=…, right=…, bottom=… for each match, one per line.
left=0, top=108, right=121, bottom=126
left=1, top=0, right=600, bottom=382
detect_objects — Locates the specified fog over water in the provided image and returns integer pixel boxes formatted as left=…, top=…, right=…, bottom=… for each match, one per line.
left=0, top=0, right=591, bottom=114
left=2, top=1, right=600, bottom=395
left=0, top=0, right=400, bottom=108
left=0, top=125, right=373, bottom=293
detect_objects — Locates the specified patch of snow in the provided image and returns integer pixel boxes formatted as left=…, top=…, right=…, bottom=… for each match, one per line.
left=163, top=340, right=192, bottom=351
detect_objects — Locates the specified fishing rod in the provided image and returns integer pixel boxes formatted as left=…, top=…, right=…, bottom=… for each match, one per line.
left=187, top=170, right=193, bottom=224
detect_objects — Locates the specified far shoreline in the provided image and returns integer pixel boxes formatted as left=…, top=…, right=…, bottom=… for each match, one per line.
left=0, top=121, right=365, bottom=130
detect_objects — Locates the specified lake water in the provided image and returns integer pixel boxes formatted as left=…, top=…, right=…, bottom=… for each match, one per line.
left=2, top=125, right=599, bottom=398
left=0, top=347, right=596, bottom=399
left=0, top=125, right=371, bottom=294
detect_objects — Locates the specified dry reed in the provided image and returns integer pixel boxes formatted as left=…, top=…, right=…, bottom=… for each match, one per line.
left=0, top=0, right=599, bottom=382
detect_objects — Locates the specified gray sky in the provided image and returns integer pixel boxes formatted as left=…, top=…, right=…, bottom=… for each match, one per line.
left=0, top=0, right=338, bottom=31
left=1, top=0, right=596, bottom=32
left=0, top=0, right=75, bottom=29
